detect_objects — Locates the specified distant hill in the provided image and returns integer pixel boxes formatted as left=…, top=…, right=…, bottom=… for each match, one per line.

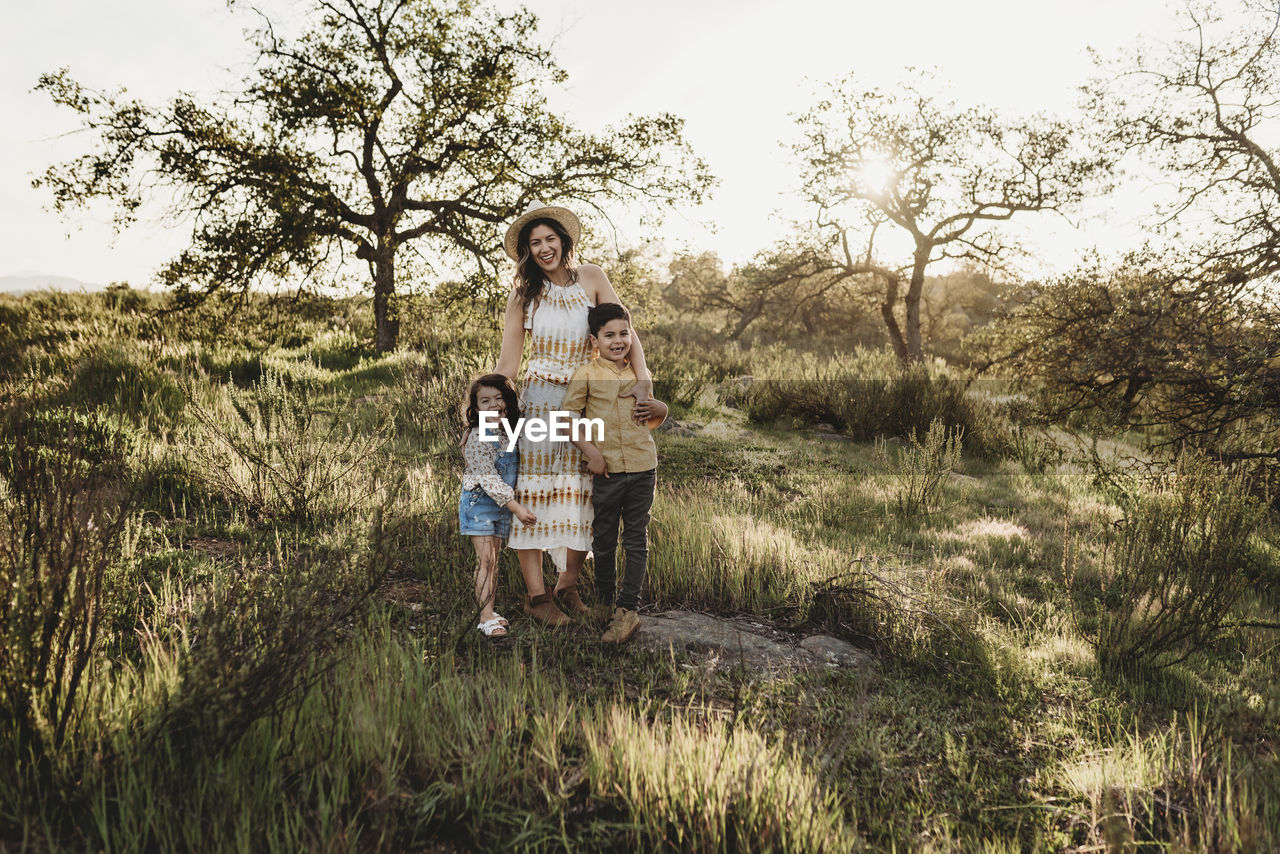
left=0, top=274, right=107, bottom=295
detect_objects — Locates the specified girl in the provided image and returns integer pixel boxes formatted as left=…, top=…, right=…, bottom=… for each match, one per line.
left=459, top=373, right=538, bottom=637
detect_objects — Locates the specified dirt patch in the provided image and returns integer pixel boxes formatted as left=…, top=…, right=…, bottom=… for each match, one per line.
left=186, top=536, right=241, bottom=558
left=379, top=576, right=429, bottom=611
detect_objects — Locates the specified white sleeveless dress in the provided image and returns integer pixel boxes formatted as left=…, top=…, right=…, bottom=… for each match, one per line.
left=507, top=279, right=595, bottom=569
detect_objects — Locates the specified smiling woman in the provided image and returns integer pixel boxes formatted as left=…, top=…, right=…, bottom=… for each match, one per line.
left=493, top=200, right=657, bottom=625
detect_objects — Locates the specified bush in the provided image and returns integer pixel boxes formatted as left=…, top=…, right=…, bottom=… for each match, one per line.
left=1068, top=451, right=1270, bottom=672
left=63, top=344, right=187, bottom=432
left=742, top=347, right=1010, bottom=456
left=127, top=523, right=392, bottom=763
left=806, top=555, right=984, bottom=668
left=0, top=405, right=138, bottom=784
left=875, top=418, right=964, bottom=518
left=187, top=367, right=390, bottom=523
left=391, top=344, right=492, bottom=460
left=641, top=325, right=751, bottom=414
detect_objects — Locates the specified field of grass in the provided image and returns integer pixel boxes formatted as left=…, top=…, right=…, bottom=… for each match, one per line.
left=1, top=289, right=1277, bottom=851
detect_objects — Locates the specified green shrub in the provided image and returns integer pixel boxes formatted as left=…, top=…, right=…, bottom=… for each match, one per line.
left=196, top=347, right=264, bottom=386
left=1068, top=451, right=1270, bottom=672
left=62, top=344, right=187, bottom=432
left=0, top=405, right=139, bottom=783
left=187, top=367, right=390, bottom=523
left=392, top=348, right=489, bottom=458
left=1003, top=422, right=1064, bottom=474
left=641, top=326, right=751, bottom=414
left=875, top=418, right=964, bottom=518
left=743, top=348, right=1009, bottom=456
left=806, top=556, right=984, bottom=668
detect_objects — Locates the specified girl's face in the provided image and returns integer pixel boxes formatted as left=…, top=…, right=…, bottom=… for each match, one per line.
left=527, top=224, right=563, bottom=273
left=476, top=385, right=507, bottom=416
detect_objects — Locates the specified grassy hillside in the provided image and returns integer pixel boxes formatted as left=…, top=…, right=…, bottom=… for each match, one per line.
left=1, top=290, right=1277, bottom=851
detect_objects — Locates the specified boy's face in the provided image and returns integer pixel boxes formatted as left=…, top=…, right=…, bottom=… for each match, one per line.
left=591, top=318, right=632, bottom=363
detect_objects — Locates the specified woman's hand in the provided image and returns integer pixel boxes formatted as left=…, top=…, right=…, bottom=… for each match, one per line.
left=577, top=444, right=608, bottom=477
left=586, top=453, right=609, bottom=477
left=622, top=376, right=655, bottom=423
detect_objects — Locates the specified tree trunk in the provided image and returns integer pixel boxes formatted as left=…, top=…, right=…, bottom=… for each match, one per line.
left=372, top=248, right=399, bottom=353
left=729, top=294, right=765, bottom=340
left=880, top=276, right=910, bottom=365
left=904, top=251, right=928, bottom=364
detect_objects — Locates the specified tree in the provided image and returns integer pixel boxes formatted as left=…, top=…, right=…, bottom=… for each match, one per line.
left=1084, top=0, right=1280, bottom=282
left=788, top=72, right=1107, bottom=364
left=976, top=2, right=1280, bottom=466
left=664, top=249, right=883, bottom=345
left=974, top=252, right=1280, bottom=462
left=36, top=0, right=712, bottom=351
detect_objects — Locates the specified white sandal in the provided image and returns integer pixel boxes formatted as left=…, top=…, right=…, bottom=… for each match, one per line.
left=478, top=617, right=508, bottom=637
left=493, top=612, right=509, bottom=627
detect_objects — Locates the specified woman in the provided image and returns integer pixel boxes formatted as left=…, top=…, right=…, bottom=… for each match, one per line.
left=494, top=201, right=655, bottom=625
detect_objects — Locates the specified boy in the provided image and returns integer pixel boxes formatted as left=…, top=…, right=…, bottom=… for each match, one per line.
left=560, top=302, right=668, bottom=644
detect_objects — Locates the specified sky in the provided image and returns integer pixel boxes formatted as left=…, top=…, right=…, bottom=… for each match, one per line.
left=0, top=0, right=1199, bottom=288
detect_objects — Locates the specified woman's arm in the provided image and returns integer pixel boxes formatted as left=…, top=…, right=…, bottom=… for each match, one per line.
left=581, top=264, right=654, bottom=413
left=643, top=397, right=669, bottom=430
left=494, top=286, right=527, bottom=380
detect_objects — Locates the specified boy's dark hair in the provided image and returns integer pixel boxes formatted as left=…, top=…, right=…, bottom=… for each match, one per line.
left=587, top=302, right=631, bottom=336
left=462, top=373, right=522, bottom=435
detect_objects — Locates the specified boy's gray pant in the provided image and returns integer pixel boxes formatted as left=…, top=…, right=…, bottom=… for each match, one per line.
left=591, top=468, right=655, bottom=612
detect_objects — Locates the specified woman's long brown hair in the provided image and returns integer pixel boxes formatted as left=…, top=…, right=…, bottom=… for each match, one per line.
left=515, top=216, right=577, bottom=311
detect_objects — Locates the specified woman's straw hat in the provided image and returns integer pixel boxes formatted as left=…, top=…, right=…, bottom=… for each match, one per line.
left=503, top=200, right=582, bottom=261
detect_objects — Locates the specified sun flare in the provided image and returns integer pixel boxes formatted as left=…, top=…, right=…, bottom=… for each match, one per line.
left=857, top=153, right=895, bottom=196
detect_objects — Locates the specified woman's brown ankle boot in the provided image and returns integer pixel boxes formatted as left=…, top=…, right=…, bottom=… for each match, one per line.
left=524, top=593, right=570, bottom=626
left=553, top=585, right=590, bottom=616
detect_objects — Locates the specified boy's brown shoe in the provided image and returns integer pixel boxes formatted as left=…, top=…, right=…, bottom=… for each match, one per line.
left=524, top=593, right=570, bottom=627
left=601, top=607, right=642, bottom=644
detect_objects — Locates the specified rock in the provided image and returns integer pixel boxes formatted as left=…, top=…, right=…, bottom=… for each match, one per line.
left=814, top=422, right=836, bottom=433
left=657, top=419, right=696, bottom=437
left=797, top=635, right=876, bottom=669
left=633, top=610, right=875, bottom=675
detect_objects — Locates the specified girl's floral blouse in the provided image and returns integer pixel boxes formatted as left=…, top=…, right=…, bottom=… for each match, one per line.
left=460, top=427, right=515, bottom=507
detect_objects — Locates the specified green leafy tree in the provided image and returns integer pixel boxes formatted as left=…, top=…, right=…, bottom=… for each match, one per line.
left=975, top=252, right=1280, bottom=462
left=788, top=71, right=1107, bottom=364
left=36, top=0, right=711, bottom=351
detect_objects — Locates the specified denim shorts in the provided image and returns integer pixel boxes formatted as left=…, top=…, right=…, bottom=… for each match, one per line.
left=459, top=488, right=512, bottom=538
left=459, top=445, right=519, bottom=538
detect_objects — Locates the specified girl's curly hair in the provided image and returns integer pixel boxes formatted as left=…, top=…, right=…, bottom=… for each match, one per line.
left=462, top=373, right=522, bottom=436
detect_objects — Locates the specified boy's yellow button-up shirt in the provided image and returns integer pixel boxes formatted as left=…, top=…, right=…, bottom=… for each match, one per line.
left=560, top=357, right=657, bottom=474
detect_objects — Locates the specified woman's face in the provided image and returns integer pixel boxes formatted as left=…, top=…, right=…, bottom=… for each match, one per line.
left=527, top=223, right=563, bottom=273
left=476, top=385, right=507, bottom=416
